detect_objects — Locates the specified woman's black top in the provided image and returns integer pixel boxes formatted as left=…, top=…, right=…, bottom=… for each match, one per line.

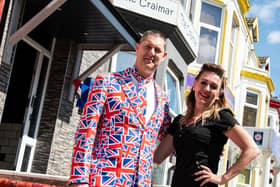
left=167, top=109, right=239, bottom=187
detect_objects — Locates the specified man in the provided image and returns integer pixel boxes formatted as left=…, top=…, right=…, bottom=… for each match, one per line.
left=68, top=30, right=171, bottom=187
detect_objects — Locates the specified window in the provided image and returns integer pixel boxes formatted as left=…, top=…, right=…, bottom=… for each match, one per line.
left=112, top=51, right=136, bottom=72
left=243, top=91, right=259, bottom=127
left=197, top=2, right=222, bottom=64
left=180, top=0, right=187, bottom=8
left=165, top=68, right=181, bottom=115
left=180, top=0, right=195, bottom=22
left=189, top=0, right=195, bottom=21
left=153, top=64, right=183, bottom=186
left=237, top=169, right=252, bottom=187
left=267, top=115, right=272, bottom=127
left=228, top=17, right=239, bottom=84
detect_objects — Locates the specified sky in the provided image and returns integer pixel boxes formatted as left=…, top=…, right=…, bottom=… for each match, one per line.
left=247, top=0, right=280, bottom=98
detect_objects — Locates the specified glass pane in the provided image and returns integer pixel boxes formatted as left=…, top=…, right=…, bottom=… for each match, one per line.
left=167, top=163, right=175, bottom=185
left=181, top=0, right=186, bottom=7
left=166, top=71, right=179, bottom=114
left=200, top=2, right=222, bottom=27
left=116, top=52, right=136, bottom=72
left=21, top=146, right=32, bottom=172
left=28, top=57, right=49, bottom=138
left=152, top=162, right=166, bottom=184
left=197, top=27, right=218, bottom=64
left=231, top=19, right=238, bottom=42
left=237, top=169, right=251, bottom=184
left=228, top=19, right=238, bottom=83
left=246, top=92, right=258, bottom=105
left=228, top=45, right=234, bottom=80
left=267, top=116, right=271, bottom=127
left=242, top=106, right=257, bottom=127
left=189, top=0, right=194, bottom=20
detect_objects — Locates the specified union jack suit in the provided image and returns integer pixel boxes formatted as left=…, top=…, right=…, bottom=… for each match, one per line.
left=68, top=67, right=171, bottom=187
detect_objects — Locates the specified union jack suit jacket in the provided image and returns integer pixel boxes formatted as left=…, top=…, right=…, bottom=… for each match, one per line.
left=68, top=67, right=171, bottom=187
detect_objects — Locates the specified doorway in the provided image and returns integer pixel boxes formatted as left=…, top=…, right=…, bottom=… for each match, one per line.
left=1, top=37, right=53, bottom=172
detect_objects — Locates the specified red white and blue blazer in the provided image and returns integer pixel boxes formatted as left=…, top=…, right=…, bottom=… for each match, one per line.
left=68, top=67, right=171, bottom=187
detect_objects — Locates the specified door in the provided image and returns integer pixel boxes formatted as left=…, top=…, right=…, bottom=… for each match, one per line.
left=15, top=37, right=54, bottom=172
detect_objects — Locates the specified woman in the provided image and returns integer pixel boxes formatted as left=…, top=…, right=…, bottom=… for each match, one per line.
left=154, top=63, right=260, bottom=187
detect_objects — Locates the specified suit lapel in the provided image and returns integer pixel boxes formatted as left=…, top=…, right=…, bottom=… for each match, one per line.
left=117, top=69, right=146, bottom=126
left=152, top=83, right=164, bottom=119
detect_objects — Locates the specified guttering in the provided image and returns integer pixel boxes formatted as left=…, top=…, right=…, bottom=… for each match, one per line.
left=240, top=70, right=275, bottom=93
left=238, top=0, right=250, bottom=15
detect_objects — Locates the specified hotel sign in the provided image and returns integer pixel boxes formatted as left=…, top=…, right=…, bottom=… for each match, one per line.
left=113, top=0, right=177, bottom=24
left=112, top=0, right=198, bottom=55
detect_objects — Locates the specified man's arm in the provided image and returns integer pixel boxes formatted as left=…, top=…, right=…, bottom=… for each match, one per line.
left=68, top=75, right=108, bottom=185
left=154, top=99, right=173, bottom=164
left=154, top=134, right=175, bottom=164
left=157, top=99, right=171, bottom=140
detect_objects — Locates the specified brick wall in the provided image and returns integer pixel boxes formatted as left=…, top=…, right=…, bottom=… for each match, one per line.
left=46, top=49, right=110, bottom=176
left=0, top=58, right=16, bottom=170
left=46, top=49, right=110, bottom=177
left=31, top=38, right=112, bottom=177
left=81, top=50, right=109, bottom=76
left=47, top=40, right=79, bottom=176
left=0, top=61, right=11, bottom=122
left=0, top=123, right=21, bottom=170
left=31, top=39, right=75, bottom=174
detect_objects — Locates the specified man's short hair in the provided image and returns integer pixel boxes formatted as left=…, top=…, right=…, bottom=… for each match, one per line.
left=139, top=30, right=166, bottom=50
left=139, top=30, right=166, bottom=43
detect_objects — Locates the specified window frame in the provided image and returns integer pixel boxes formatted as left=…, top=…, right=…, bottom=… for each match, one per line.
left=180, top=0, right=194, bottom=21
left=197, top=1, right=223, bottom=64
left=153, top=64, right=184, bottom=185
left=242, top=90, right=259, bottom=127
left=267, top=115, right=272, bottom=127
left=236, top=169, right=253, bottom=187
left=165, top=67, right=182, bottom=117
left=111, top=51, right=136, bottom=72
left=228, top=16, right=239, bottom=84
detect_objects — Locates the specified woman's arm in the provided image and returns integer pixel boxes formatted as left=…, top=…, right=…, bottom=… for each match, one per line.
left=222, top=125, right=261, bottom=182
left=154, top=134, right=175, bottom=164
left=195, top=125, right=260, bottom=186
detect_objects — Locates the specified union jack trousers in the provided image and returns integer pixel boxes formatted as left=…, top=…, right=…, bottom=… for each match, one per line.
left=68, top=67, right=171, bottom=187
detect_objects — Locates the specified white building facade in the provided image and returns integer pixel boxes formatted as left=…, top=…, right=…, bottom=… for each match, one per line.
left=181, top=0, right=280, bottom=187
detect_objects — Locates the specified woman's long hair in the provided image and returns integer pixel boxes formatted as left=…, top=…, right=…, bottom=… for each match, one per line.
left=181, top=63, right=231, bottom=125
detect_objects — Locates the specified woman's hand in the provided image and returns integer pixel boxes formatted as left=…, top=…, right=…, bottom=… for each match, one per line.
left=194, top=165, right=227, bottom=186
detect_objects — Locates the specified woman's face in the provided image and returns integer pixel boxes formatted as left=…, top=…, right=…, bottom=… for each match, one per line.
left=193, top=71, right=222, bottom=108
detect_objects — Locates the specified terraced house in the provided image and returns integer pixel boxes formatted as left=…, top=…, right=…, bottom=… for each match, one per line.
left=0, top=0, right=279, bottom=186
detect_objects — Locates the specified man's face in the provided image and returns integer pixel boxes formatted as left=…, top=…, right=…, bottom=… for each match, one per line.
left=135, top=34, right=167, bottom=78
